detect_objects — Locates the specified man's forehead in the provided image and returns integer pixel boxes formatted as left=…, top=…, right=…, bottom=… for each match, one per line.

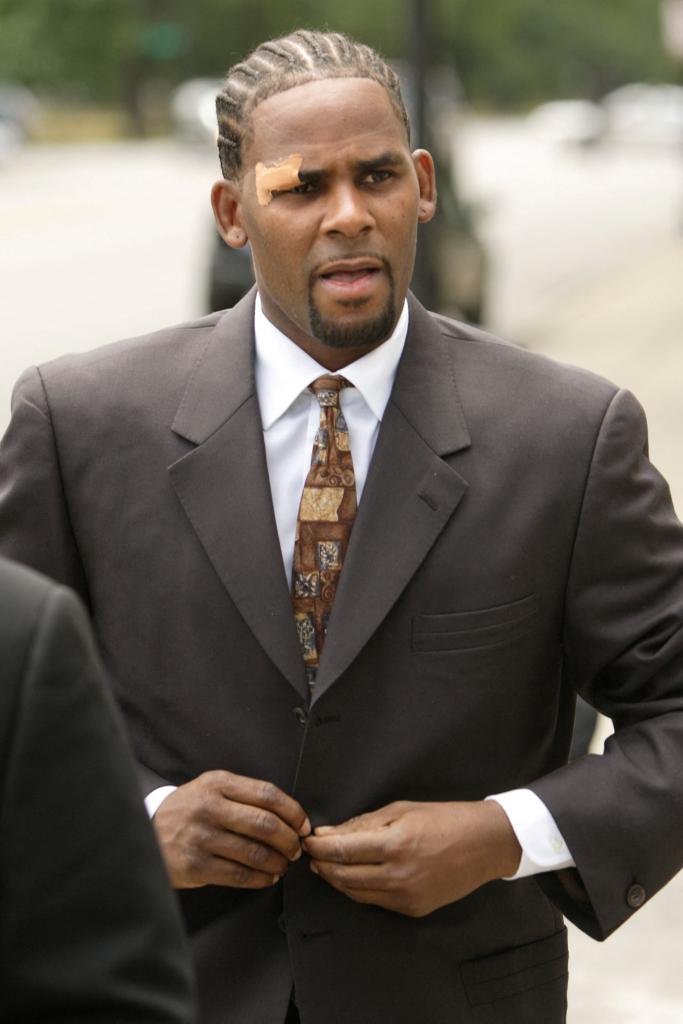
left=245, top=77, right=409, bottom=165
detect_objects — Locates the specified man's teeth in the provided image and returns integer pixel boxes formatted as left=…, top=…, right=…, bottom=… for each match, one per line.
left=325, top=268, right=375, bottom=281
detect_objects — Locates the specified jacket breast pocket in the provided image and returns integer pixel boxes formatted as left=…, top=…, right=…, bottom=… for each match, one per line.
left=460, top=928, right=568, bottom=1007
left=411, top=594, right=538, bottom=653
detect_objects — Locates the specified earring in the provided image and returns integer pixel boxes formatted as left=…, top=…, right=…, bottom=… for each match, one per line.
left=228, top=227, right=246, bottom=244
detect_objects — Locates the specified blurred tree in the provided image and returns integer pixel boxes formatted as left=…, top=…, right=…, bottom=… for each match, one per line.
left=437, top=0, right=676, bottom=107
left=0, top=0, right=138, bottom=98
left=0, top=0, right=677, bottom=128
left=178, top=0, right=404, bottom=78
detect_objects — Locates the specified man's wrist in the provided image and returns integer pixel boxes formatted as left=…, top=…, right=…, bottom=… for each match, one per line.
left=486, top=789, right=575, bottom=879
left=480, top=798, right=523, bottom=880
left=144, top=785, right=177, bottom=818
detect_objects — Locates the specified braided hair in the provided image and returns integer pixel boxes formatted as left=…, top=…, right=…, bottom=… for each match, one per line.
left=216, top=29, right=410, bottom=181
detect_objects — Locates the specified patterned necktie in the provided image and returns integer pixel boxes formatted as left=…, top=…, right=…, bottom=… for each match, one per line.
left=292, top=375, right=357, bottom=691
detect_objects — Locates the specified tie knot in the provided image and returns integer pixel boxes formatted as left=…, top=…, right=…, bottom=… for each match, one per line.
left=309, top=375, right=350, bottom=408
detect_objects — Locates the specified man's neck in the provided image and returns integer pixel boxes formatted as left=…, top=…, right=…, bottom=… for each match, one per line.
left=257, top=298, right=397, bottom=371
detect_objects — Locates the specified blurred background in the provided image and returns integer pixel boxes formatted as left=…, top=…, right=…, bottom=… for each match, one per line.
left=1, top=2, right=682, bottom=1019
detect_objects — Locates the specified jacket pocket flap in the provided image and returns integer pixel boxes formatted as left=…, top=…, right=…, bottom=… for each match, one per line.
left=412, top=595, right=538, bottom=652
left=461, top=928, right=568, bottom=1007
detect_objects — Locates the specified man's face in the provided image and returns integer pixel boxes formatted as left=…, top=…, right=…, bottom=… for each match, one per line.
left=212, top=77, right=436, bottom=366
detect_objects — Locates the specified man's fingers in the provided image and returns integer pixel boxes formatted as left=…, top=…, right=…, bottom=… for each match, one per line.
left=310, top=859, right=389, bottom=891
left=313, top=802, right=406, bottom=837
left=214, top=771, right=311, bottom=837
left=200, top=854, right=282, bottom=890
left=208, top=831, right=290, bottom=876
left=310, top=858, right=426, bottom=917
left=311, top=863, right=397, bottom=910
left=210, top=795, right=304, bottom=861
left=303, top=829, right=388, bottom=865
left=153, top=771, right=311, bottom=887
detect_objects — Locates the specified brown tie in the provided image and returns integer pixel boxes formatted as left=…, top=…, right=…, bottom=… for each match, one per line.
left=292, top=376, right=357, bottom=691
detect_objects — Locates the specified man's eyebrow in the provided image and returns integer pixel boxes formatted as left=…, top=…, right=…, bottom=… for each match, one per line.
left=297, top=152, right=406, bottom=184
left=356, top=152, right=405, bottom=173
left=297, top=168, right=323, bottom=185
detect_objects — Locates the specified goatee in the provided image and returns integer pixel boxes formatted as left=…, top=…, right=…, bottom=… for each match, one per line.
left=307, top=262, right=396, bottom=349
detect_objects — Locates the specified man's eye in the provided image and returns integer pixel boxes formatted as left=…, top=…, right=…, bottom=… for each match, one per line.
left=289, top=182, right=315, bottom=195
left=363, top=170, right=392, bottom=184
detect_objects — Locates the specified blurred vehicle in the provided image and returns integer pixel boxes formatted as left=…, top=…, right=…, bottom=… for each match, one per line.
left=171, top=72, right=488, bottom=324
left=0, top=82, right=42, bottom=140
left=0, top=82, right=41, bottom=164
left=170, top=77, right=220, bottom=144
left=602, top=82, right=683, bottom=144
left=0, top=116, right=23, bottom=162
left=526, top=100, right=606, bottom=147
left=528, top=84, right=683, bottom=149
left=207, top=238, right=255, bottom=311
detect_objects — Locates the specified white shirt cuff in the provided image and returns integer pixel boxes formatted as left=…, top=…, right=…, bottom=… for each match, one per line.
left=144, top=785, right=177, bottom=818
left=486, top=788, right=575, bottom=880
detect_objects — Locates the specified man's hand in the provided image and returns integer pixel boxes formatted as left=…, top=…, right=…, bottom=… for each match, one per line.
left=153, top=770, right=311, bottom=889
left=303, top=800, right=521, bottom=917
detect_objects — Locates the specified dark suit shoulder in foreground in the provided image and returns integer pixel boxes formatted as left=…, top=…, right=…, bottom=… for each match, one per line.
left=0, top=558, right=195, bottom=1023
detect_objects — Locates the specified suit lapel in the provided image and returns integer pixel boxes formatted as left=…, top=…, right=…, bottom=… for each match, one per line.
left=313, top=297, right=471, bottom=702
left=167, top=291, right=471, bottom=704
left=168, top=290, right=307, bottom=699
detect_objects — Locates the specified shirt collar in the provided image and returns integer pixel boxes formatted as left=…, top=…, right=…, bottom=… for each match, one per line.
left=254, top=294, right=409, bottom=430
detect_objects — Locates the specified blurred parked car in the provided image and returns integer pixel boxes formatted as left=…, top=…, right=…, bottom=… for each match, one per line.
left=170, top=77, right=221, bottom=144
left=602, top=82, right=683, bottom=145
left=0, top=115, right=23, bottom=162
left=528, top=83, right=683, bottom=149
left=171, top=71, right=489, bottom=324
left=0, top=82, right=42, bottom=140
left=0, top=82, right=41, bottom=163
left=526, top=100, right=606, bottom=147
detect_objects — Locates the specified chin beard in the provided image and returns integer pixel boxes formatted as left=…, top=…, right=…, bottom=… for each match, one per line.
left=307, top=275, right=397, bottom=350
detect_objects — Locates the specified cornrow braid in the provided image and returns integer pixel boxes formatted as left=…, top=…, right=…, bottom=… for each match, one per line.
left=216, top=29, right=410, bottom=181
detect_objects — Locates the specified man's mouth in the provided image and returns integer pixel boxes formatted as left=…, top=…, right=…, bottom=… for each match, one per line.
left=315, top=259, right=384, bottom=295
left=322, top=268, right=379, bottom=283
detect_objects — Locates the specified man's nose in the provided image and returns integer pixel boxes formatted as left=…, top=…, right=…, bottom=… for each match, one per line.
left=321, top=184, right=374, bottom=238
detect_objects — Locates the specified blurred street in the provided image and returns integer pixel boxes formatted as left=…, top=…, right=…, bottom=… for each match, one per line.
left=457, top=116, right=683, bottom=513
left=1, top=121, right=682, bottom=1020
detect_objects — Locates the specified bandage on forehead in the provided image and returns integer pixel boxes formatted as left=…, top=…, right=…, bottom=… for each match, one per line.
left=254, top=154, right=303, bottom=206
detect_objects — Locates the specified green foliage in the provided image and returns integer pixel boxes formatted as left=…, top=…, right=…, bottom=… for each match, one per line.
left=435, top=0, right=677, bottom=106
left=0, top=0, right=142, bottom=97
left=0, top=0, right=677, bottom=112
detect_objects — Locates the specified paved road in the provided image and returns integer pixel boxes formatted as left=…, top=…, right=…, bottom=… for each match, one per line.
left=458, top=118, right=683, bottom=1022
left=0, top=140, right=216, bottom=428
left=1, top=127, right=681, bottom=1020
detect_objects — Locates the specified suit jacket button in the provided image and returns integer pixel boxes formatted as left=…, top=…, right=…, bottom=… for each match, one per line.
left=626, top=883, right=646, bottom=909
left=293, top=706, right=307, bottom=726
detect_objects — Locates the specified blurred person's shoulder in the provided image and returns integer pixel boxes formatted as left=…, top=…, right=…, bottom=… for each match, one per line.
left=0, top=557, right=56, bottom=618
left=0, top=557, right=64, bottom=692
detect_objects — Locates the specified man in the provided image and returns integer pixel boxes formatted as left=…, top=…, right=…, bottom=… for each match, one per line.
left=0, top=556, right=195, bottom=1021
left=1, top=28, right=682, bottom=1024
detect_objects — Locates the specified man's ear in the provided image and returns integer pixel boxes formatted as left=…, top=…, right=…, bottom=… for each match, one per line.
left=211, top=179, right=249, bottom=248
left=412, top=149, right=437, bottom=224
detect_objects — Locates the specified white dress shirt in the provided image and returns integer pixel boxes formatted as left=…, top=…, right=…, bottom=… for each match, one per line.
left=146, top=295, right=575, bottom=880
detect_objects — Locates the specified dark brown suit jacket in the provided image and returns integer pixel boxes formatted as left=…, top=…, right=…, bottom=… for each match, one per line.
left=0, top=556, right=195, bottom=1022
left=1, top=290, right=682, bottom=1023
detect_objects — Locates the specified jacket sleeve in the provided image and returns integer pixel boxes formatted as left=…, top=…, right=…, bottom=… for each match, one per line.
left=0, top=367, right=171, bottom=799
left=529, top=388, right=683, bottom=939
left=0, top=580, right=196, bottom=1022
